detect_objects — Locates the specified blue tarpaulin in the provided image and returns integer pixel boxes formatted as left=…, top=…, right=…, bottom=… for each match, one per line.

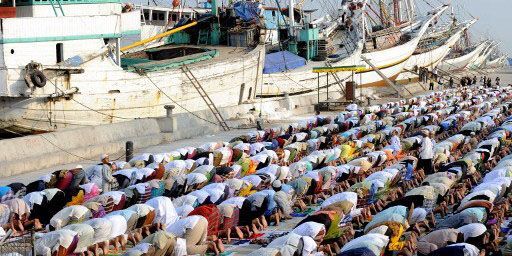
left=263, top=9, right=285, bottom=30
left=263, top=51, right=306, bottom=74
left=233, top=1, right=260, bottom=22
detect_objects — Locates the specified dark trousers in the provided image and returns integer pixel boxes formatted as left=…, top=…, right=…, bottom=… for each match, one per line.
left=429, top=83, right=434, bottom=90
left=418, top=158, right=434, bottom=175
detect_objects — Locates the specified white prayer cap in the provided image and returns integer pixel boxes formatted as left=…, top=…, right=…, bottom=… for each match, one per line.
left=272, top=180, right=282, bottom=189
left=100, top=154, right=109, bottom=161
left=75, top=165, right=83, bottom=169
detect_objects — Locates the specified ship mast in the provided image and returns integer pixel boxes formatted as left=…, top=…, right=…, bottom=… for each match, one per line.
left=393, top=0, right=400, bottom=25
left=404, top=0, right=414, bottom=23
left=378, top=0, right=390, bottom=27
left=288, top=0, right=295, bottom=36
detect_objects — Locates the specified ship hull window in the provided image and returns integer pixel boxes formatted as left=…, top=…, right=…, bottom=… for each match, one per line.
left=56, top=43, right=64, bottom=63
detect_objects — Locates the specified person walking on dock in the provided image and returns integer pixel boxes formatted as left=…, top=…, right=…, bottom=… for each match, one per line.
left=472, top=76, right=477, bottom=85
left=496, top=77, right=501, bottom=86
left=431, top=68, right=438, bottom=81
left=449, top=77, right=454, bottom=88
left=429, top=80, right=434, bottom=90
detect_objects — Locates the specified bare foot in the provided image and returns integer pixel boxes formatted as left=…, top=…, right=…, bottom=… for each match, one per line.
left=216, top=239, right=225, bottom=252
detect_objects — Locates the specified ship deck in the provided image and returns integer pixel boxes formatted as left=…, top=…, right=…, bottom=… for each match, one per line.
left=121, top=44, right=255, bottom=72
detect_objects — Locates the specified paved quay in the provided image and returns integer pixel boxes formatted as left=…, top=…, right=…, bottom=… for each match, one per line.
left=0, top=112, right=331, bottom=185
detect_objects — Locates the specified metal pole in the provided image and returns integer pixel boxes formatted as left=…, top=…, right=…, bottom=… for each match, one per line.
left=126, top=141, right=134, bottom=162
left=115, top=38, right=121, bottom=66
left=31, top=230, right=36, bottom=256
left=360, top=72, right=362, bottom=103
left=326, top=72, right=329, bottom=101
left=317, top=72, right=320, bottom=103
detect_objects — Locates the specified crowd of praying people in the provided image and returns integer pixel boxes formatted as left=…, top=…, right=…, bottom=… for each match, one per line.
left=2, top=84, right=512, bottom=256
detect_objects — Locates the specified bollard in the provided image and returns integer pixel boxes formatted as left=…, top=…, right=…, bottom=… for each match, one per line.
left=256, top=119, right=263, bottom=131
left=126, top=141, right=134, bottom=162
left=164, top=105, right=175, bottom=133
left=238, top=83, right=245, bottom=105
left=164, top=105, right=175, bottom=117
left=283, top=92, right=292, bottom=110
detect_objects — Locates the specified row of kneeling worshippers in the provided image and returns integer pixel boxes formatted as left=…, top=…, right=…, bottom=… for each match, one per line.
left=1, top=85, right=512, bottom=256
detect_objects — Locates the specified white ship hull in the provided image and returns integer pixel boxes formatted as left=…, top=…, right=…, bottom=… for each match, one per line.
left=0, top=45, right=265, bottom=133
left=467, top=43, right=495, bottom=70
left=485, top=56, right=508, bottom=69
left=355, top=37, right=420, bottom=87
left=354, top=6, right=448, bottom=87
left=396, top=21, right=472, bottom=81
left=437, top=42, right=487, bottom=71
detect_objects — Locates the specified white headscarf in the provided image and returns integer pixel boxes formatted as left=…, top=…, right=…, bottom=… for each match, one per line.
left=145, top=197, right=178, bottom=227
left=292, top=222, right=326, bottom=238
left=458, top=223, right=487, bottom=241
left=186, top=173, right=207, bottom=187
left=301, top=236, right=318, bottom=256
left=23, top=191, right=44, bottom=208
left=410, top=208, right=427, bottom=224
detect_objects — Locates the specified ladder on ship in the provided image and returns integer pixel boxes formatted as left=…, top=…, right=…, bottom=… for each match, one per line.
left=324, top=62, right=347, bottom=94
left=181, top=64, right=230, bottom=131
left=49, top=0, right=65, bottom=16
left=360, top=55, right=411, bottom=97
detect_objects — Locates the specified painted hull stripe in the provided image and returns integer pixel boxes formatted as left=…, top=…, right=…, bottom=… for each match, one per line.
left=356, top=55, right=411, bottom=74
left=0, top=30, right=140, bottom=44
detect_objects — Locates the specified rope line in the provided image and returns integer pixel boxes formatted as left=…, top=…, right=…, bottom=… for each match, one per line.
left=143, top=71, right=252, bottom=130
left=39, top=133, right=128, bottom=163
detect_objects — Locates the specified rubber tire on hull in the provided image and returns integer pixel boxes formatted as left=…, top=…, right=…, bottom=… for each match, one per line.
left=31, top=70, right=46, bottom=88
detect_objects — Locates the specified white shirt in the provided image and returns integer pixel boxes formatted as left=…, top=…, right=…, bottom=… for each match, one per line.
left=166, top=215, right=203, bottom=238
left=146, top=197, right=179, bottom=227
left=50, top=205, right=91, bottom=229
left=35, top=229, right=77, bottom=256
left=104, top=215, right=127, bottom=239
left=390, top=135, right=401, bottom=152
left=221, top=197, right=246, bottom=209
left=419, top=137, right=434, bottom=159
left=83, top=218, right=112, bottom=243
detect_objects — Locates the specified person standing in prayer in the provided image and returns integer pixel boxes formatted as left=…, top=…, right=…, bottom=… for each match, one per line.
left=389, top=130, right=402, bottom=156
left=89, top=154, right=117, bottom=193
left=418, top=130, right=434, bottom=175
